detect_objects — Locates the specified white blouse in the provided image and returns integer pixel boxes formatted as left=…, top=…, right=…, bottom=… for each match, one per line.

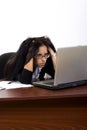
left=32, top=67, right=41, bottom=82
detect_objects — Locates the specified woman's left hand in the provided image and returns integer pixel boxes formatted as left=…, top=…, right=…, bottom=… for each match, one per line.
left=48, top=47, right=56, bottom=70
left=48, top=47, right=56, bottom=58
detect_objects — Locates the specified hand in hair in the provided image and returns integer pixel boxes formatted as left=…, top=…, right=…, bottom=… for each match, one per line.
left=48, top=47, right=56, bottom=70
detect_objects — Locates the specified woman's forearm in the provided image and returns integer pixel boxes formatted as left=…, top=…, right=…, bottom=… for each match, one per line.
left=24, top=58, right=33, bottom=72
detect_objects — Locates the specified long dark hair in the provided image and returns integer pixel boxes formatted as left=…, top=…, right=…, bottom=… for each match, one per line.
left=4, top=36, right=56, bottom=80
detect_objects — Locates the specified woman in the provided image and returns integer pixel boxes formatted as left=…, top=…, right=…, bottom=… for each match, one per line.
left=0, top=36, right=56, bottom=84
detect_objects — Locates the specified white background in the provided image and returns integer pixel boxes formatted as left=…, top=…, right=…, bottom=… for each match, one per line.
left=0, top=0, right=87, bottom=54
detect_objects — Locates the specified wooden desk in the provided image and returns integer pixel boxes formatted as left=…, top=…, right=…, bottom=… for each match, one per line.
left=0, top=85, right=87, bottom=130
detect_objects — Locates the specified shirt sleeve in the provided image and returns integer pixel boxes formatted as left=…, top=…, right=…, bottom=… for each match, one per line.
left=17, top=69, right=33, bottom=84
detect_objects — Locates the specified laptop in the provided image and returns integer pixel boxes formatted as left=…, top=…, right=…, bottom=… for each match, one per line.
left=32, top=46, right=87, bottom=90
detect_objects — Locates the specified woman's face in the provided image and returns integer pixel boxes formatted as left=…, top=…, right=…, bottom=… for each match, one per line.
left=35, top=45, right=49, bottom=68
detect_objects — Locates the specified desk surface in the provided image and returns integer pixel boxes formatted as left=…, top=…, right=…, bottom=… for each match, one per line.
left=0, top=85, right=87, bottom=129
left=0, top=85, right=87, bottom=101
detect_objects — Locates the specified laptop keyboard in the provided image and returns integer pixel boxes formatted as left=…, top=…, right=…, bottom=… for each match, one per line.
left=39, top=79, right=54, bottom=85
left=44, top=80, right=54, bottom=85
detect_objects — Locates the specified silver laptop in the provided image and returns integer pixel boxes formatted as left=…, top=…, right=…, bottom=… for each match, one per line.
left=32, top=46, right=87, bottom=89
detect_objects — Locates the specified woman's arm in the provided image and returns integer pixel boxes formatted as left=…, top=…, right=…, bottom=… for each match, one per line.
left=17, top=58, right=33, bottom=84
left=24, top=58, right=33, bottom=72
left=48, top=47, right=56, bottom=70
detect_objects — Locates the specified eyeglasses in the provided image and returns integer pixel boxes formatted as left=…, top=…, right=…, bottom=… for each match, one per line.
left=35, top=53, right=50, bottom=59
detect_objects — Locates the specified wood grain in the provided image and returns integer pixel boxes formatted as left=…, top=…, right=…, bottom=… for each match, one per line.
left=0, top=85, right=87, bottom=129
left=0, top=98, right=87, bottom=130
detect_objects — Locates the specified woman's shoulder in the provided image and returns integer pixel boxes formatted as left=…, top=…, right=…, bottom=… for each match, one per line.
left=0, top=52, right=15, bottom=56
left=0, top=52, right=15, bottom=60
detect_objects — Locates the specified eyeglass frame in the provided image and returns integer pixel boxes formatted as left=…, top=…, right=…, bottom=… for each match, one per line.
left=35, top=53, right=50, bottom=59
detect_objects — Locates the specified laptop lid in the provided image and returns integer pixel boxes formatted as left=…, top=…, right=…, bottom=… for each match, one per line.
left=32, top=46, right=87, bottom=89
left=54, top=45, right=87, bottom=86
